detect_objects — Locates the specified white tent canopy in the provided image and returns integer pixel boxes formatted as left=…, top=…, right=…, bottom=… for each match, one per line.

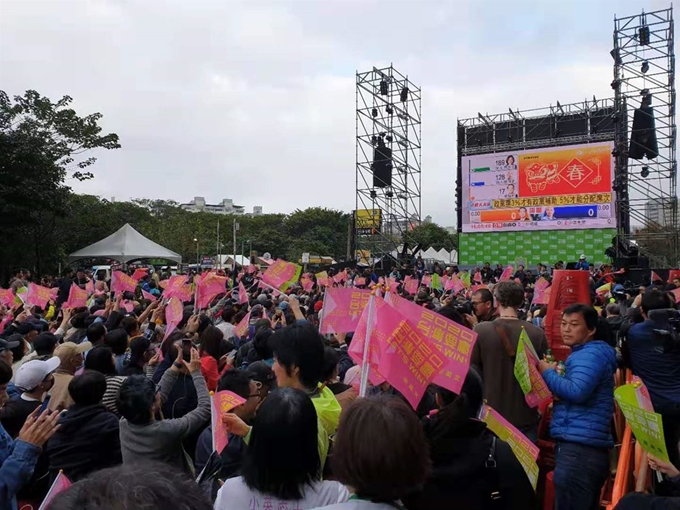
left=69, top=223, right=182, bottom=264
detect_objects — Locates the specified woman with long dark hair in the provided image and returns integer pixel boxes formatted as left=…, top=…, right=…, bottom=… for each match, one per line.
left=214, top=387, right=349, bottom=509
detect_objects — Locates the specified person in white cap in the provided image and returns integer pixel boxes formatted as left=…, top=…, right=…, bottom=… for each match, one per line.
left=0, top=357, right=60, bottom=438
left=575, top=254, right=590, bottom=271
left=47, top=341, right=92, bottom=412
left=0, top=359, right=61, bottom=510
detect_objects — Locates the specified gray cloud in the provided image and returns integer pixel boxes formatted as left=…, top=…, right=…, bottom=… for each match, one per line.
left=0, top=0, right=652, bottom=225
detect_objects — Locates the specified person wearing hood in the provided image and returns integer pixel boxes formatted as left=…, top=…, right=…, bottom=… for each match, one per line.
left=46, top=370, right=121, bottom=482
left=403, top=367, right=536, bottom=510
left=539, top=303, right=617, bottom=510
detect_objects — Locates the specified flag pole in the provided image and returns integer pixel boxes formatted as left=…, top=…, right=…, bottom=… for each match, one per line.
left=359, top=293, right=376, bottom=398
left=318, top=289, right=328, bottom=333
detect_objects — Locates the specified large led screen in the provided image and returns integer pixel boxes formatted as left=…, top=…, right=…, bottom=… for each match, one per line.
left=461, top=142, right=615, bottom=233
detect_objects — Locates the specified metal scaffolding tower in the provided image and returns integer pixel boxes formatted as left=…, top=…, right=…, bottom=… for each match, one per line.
left=355, top=65, right=421, bottom=267
left=613, top=7, right=678, bottom=267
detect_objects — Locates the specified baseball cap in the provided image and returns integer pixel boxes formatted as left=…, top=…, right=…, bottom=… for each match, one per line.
left=15, top=357, right=60, bottom=391
left=55, top=341, right=92, bottom=363
left=579, top=254, right=586, bottom=260
left=314, top=301, right=323, bottom=313
left=16, top=322, right=40, bottom=336
left=0, top=337, right=20, bottom=352
left=257, top=294, right=268, bottom=303
left=277, top=301, right=289, bottom=311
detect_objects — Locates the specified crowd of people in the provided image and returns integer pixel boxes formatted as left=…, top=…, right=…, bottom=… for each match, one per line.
left=0, top=255, right=678, bottom=510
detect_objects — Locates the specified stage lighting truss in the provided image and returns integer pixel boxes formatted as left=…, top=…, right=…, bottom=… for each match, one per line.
left=356, top=65, right=422, bottom=268
left=613, top=7, right=678, bottom=267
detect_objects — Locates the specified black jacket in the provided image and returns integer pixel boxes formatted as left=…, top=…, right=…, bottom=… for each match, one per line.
left=403, top=400, right=537, bottom=510
left=47, top=404, right=121, bottom=482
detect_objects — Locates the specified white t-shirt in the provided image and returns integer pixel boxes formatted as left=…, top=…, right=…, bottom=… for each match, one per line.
left=215, top=476, right=349, bottom=510
left=216, top=321, right=236, bottom=340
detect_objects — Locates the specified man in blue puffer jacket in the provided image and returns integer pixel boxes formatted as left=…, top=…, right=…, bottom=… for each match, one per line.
left=539, top=303, right=616, bottom=510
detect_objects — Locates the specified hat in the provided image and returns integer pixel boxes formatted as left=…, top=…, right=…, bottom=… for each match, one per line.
left=15, top=357, right=60, bottom=391
left=55, top=341, right=92, bottom=363
left=15, top=322, right=40, bottom=336
left=277, top=301, right=289, bottom=311
left=314, top=301, right=323, bottom=313
left=247, top=361, right=276, bottom=387
left=579, top=254, right=586, bottom=260
left=0, top=337, right=20, bottom=352
left=257, top=294, right=268, bottom=303
left=613, top=284, right=625, bottom=294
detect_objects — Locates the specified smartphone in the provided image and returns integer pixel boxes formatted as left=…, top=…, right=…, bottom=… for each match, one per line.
left=181, top=339, right=193, bottom=362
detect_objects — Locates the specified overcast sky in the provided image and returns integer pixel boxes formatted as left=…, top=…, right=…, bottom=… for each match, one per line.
left=0, top=0, right=668, bottom=225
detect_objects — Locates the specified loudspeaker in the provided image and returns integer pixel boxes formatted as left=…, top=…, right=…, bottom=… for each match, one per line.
left=372, top=146, right=392, bottom=188
left=629, top=101, right=658, bottom=160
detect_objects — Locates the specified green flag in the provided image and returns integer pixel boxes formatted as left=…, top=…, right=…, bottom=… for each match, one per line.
left=514, top=330, right=531, bottom=394
left=615, top=383, right=670, bottom=462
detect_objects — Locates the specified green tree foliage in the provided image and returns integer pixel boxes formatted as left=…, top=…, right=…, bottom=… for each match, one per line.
left=0, top=90, right=120, bottom=278
left=406, top=222, right=458, bottom=251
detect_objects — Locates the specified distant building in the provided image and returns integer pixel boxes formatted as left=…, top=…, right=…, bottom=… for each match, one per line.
left=180, top=197, right=262, bottom=216
left=645, top=198, right=675, bottom=227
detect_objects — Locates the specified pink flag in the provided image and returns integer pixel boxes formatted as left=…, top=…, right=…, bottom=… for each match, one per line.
left=39, top=471, right=72, bottom=510
left=142, top=289, right=157, bottom=302
left=85, top=279, right=94, bottom=295
left=247, top=264, right=258, bottom=274
left=473, top=271, right=482, bottom=284
left=532, top=277, right=550, bottom=305
left=651, top=270, right=663, bottom=283
left=164, top=297, right=183, bottom=339
left=421, top=275, right=432, bottom=287
left=386, top=277, right=398, bottom=289
left=384, top=292, right=477, bottom=395
left=164, top=275, right=193, bottom=302
left=234, top=311, right=251, bottom=338
left=25, top=283, right=52, bottom=309
left=121, top=300, right=135, bottom=313
left=196, top=276, right=228, bottom=310
left=65, top=283, right=88, bottom=309
left=238, top=281, right=249, bottom=305
left=158, top=279, right=169, bottom=289
left=350, top=296, right=444, bottom=409
left=131, top=268, right=149, bottom=281
left=517, top=332, right=552, bottom=408
left=319, top=288, right=371, bottom=334
left=500, top=265, right=514, bottom=281
left=111, top=271, right=137, bottom=294
left=212, top=390, right=247, bottom=454
left=301, top=277, right=314, bottom=292
left=354, top=277, right=366, bottom=287
left=49, top=287, right=59, bottom=302
left=262, top=259, right=302, bottom=291
left=333, top=269, right=348, bottom=284
left=404, top=276, right=419, bottom=295
left=668, top=269, right=680, bottom=283
left=316, top=271, right=331, bottom=287
left=0, top=289, right=14, bottom=307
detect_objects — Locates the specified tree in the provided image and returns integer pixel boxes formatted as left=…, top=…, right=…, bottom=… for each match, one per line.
left=0, top=90, right=120, bottom=279
left=406, top=222, right=458, bottom=251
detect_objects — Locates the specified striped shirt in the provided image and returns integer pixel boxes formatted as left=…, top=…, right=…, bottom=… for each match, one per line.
left=103, top=375, right=127, bottom=416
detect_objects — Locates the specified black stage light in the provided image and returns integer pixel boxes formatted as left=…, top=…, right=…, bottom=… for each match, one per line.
left=371, top=108, right=378, bottom=118
left=641, top=61, right=650, bottom=74
left=385, top=135, right=393, bottom=143
left=386, top=105, right=393, bottom=115
left=641, top=166, right=650, bottom=178
left=400, top=87, right=409, bottom=102
left=371, top=135, right=378, bottom=145
left=639, top=26, right=650, bottom=46
left=380, top=80, right=388, bottom=95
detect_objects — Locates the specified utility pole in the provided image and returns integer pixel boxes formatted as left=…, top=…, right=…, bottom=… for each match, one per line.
left=216, top=218, right=220, bottom=269
left=232, top=218, right=238, bottom=273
